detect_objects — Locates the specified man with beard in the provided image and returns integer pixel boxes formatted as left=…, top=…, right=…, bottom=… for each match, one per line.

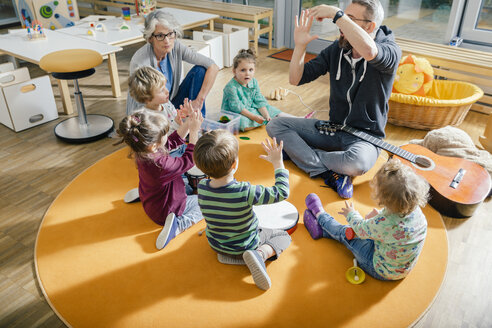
left=267, top=0, right=400, bottom=199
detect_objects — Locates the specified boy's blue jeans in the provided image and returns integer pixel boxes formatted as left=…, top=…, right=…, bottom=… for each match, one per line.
left=317, top=213, right=388, bottom=280
left=171, top=65, right=207, bottom=117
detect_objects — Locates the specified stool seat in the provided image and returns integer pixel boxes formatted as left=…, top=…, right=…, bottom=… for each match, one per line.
left=40, top=49, right=103, bottom=73
left=40, top=49, right=112, bottom=143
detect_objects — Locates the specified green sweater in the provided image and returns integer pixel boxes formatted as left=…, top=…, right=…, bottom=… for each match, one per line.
left=197, top=169, right=289, bottom=254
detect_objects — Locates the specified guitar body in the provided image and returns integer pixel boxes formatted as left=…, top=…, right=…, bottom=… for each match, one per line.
left=314, top=120, right=491, bottom=218
left=395, top=144, right=491, bottom=218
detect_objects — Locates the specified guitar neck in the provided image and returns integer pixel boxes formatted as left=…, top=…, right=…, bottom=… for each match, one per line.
left=340, top=125, right=418, bottom=163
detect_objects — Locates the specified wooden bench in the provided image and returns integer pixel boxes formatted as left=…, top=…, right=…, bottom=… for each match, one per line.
left=396, top=37, right=492, bottom=114
left=156, top=0, right=273, bottom=54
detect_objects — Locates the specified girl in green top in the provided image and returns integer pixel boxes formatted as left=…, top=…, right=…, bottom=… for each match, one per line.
left=222, top=49, right=293, bottom=131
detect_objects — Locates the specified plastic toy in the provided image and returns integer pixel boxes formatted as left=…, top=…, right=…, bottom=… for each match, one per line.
left=345, top=227, right=355, bottom=240
left=392, top=55, right=434, bottom=96
left=135, top=0, right=156, bottom=17
left=26, top=20, right=47, bottom=40
left=121, top=6, right=131, bottom=20
left=94, top=23, right=106, bottom=32
left=218, top=115, right=230, bottom=123
left=346, top=258, right=365, bottom=284
left=119, top=22, right=130, bottom=30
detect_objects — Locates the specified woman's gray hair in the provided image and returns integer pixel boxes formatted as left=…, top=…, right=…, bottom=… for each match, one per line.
left=143, top=9, right=183, bottom=42
left=352, top=0, right=384, bottom=31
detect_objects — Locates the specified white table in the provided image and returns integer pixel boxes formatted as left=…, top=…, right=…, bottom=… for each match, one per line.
left=58, top=8, right=219, bottom=47
left=0, top=29, right=122, bottom=115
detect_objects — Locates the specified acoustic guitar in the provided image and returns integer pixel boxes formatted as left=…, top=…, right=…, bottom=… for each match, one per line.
left=315, top=121, right=491, bottom=218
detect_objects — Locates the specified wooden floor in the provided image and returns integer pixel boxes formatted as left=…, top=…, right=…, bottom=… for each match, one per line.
left=0, top=41, right=491, bottom=328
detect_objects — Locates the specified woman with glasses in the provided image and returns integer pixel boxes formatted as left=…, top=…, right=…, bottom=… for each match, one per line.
left=127, top=10, right=219, bottom=116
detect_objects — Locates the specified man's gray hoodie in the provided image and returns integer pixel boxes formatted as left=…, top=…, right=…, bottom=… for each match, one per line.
left=299, top=26, right=401, bottom=138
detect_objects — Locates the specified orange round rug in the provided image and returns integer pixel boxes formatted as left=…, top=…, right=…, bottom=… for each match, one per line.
left=35, top=127, right=447, bottom=328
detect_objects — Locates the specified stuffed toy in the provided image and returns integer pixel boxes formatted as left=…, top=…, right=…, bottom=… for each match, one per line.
left=392, top=55, right=434, bottom=96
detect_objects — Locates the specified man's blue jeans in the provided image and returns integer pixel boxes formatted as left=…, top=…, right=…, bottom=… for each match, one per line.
left=171, top=65, right=207, bottom=117
left=266, top=117, right=380, bottom=177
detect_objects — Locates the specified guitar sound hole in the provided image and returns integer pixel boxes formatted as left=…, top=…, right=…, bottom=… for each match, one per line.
left=415, top=156, right=432, bottom=169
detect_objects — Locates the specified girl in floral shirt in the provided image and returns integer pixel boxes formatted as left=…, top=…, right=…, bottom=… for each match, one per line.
left=303, top=159, right=429, bottom=280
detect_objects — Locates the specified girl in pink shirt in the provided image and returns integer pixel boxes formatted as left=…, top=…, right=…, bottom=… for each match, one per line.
left=117, top=99, right=203, bottom=250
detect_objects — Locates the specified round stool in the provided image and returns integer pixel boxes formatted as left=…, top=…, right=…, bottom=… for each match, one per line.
left=40, top=49, right=114, bottom=143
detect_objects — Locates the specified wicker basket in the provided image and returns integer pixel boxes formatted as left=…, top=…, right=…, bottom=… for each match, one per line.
left=388, top=80, right=484, bottom=130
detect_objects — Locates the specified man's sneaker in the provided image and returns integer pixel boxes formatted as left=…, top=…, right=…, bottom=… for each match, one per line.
left=303, top=209, right=323, bottom=240
left=305, top=193, right=324, bottom=216
left=324, top=171, right=353, bottom=199
left=281, top=149, right=290, bottom=161
left=156, top=213, right=178, bottom=250
left=243, top=250, right=271, bottom=290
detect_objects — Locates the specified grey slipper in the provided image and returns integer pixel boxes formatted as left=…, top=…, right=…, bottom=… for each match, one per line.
left=243, top=250, right=271, bottom=290
left=124, top=188, right=140, bottom=203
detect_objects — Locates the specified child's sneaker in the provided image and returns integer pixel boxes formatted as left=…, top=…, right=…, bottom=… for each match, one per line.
left=303, top=209, right=323, bottom=240
left=323, top=171, right=353, bottom=199
left=243, top=250, right=271, bottom=290
left=305, top=193, right=324, bottom=216
left=156, top=213, right=178, bottom=250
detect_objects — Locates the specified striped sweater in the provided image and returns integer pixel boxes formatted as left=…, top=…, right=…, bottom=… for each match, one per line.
left=197, top=168, right=289, bottom=255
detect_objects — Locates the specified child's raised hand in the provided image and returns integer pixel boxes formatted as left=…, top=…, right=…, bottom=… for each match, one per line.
left=187, top=103, right=203, bottom=133
left=259, top=137, right=284, bottom=169
left=178, top=97, right=192, bottom=117
left=174, top=111, right=183, bottom=126
left=338, top=201, right=355, bottom=218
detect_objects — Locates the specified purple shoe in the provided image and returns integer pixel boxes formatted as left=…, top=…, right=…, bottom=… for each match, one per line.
left=305, top=193, right=324, bottom=216
left=303, top=209, right=323, bottom=240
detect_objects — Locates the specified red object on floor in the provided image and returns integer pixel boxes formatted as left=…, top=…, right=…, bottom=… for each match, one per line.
left=345, top=227, right=355, bottom=240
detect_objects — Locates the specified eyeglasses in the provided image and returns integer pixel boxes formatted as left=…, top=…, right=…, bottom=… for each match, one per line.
left=347, top=14, right=372, bottom=24
left=152, top=30, right=176, bottom=41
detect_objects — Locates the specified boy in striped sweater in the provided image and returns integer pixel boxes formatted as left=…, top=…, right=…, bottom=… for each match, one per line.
left=193, top=130, right=291, bottom=291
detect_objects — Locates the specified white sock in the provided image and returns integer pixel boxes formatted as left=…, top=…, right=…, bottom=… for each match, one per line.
left=258, top=245, right=275, bottom=261
left=315, top=211, right=325, bottom=220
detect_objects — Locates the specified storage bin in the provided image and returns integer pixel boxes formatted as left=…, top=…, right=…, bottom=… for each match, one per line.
left=192, top=31, right=224, bottom=69
left=202, top=23, right=249, bottom=67
left=179, top=39, right=211, bottom=81
left=201, top=110, right=240, bottom=135
left=0, top=67, right=58, bottom=132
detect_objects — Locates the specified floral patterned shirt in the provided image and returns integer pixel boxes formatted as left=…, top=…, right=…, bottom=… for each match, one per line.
left=346, top=207, right=427, bottom=280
